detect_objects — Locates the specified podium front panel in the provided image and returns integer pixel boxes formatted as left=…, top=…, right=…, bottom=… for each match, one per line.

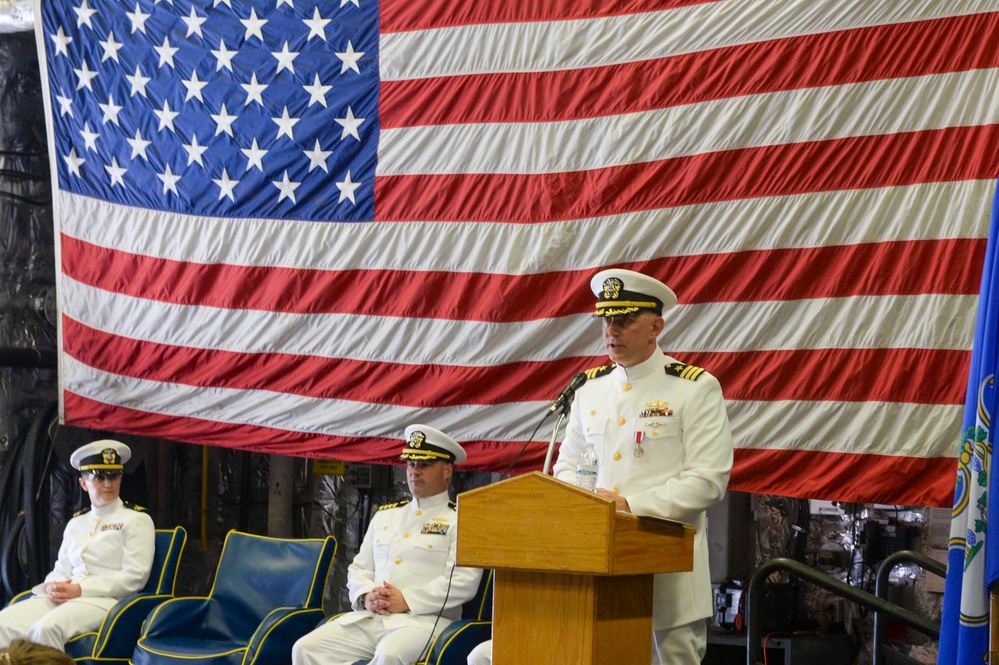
left=491, top=570, right=654, bottom=665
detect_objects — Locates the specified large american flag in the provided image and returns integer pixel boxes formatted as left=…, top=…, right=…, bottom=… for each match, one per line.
left=36, top=0, right=999, bottom=507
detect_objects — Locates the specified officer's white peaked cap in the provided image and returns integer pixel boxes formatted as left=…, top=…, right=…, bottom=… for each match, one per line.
left=590, top=269, right=677, bottom=317
left=70, top=439, right=132, bottom=472
left=399, top=425, right=466, bottom=464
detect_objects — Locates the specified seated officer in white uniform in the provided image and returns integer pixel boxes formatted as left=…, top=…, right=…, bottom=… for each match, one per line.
left=293, top=425, right=483, bottom=665
left=0, top=440, right=155, bottom=651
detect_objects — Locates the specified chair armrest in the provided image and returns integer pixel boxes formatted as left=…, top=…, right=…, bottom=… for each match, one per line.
left=6, top=590, right=32, bottom=606
left=91, top=593, right=174, bottom=658
left=424, top=620, right=492, bottom=665
left=245, top=606, right=326, bottom=665
left=316, top=611, right=349, bottom=628
left=139, top=597, right=214, bottom=640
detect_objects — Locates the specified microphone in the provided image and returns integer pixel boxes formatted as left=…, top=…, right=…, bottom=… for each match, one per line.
left=548, top=372, right=588, bottom=414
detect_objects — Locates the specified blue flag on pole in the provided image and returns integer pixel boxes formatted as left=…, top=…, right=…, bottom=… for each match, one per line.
left=939, top=179, right=999, bottom=664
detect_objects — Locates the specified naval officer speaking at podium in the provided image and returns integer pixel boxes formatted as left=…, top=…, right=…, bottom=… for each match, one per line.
left=552, top=268, right=733, bottom=665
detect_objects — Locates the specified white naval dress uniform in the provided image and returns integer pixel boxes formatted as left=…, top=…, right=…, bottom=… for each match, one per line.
left=553, top=346, right=732, bottom=662
left=0, top=497, right=155, bottom=650
left=293, top=491, right=482, bottom=665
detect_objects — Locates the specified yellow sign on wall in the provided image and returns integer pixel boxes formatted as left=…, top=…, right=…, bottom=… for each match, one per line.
left=312, top=459, right=345, bottom=476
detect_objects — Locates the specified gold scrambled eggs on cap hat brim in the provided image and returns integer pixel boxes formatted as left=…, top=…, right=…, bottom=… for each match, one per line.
left=590, top=268, right=677, bottom=317
left=70, top=439, right=132, bottom=472
left=400, top=424, right=466, bottom=464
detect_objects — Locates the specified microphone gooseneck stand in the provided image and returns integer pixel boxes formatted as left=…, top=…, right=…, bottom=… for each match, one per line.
left=541, top=409, right=569, bottom=475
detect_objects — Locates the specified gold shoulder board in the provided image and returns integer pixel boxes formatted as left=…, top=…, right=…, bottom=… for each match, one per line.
left=378, top=497, right=413, bottom=511
left=664, top=363, right=705, bottom=381
left=583, top=364, right=616, bottom=380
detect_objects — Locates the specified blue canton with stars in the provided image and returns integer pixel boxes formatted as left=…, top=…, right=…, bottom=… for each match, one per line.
left=42, top=0, right=378, bottom=222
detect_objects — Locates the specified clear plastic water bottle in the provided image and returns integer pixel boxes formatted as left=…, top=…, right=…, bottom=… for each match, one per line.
left=575, top=444, right=599, bottom=492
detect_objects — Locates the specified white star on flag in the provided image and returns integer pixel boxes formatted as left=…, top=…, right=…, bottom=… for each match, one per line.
left=241, top=73, right=267, bottom=107
left=182, top=6, right=208, bottom=38
left=303, top=8, right=330, bottom=41
left=335, top=107, right=364, bottom=141
left=272, top=106, right=299, bottom=140
left=157, top=164, right=182, bottom=195
left=105, top=156, right=127, bottom=187
left=126, top=128, right=152, bottom=160
left=63, top=147, right=85, bottom=176
left=51, top=26, right=72, bottom=56
left=99, top=95, right=123, bottom=125
left=126, top=2, right=150, bottom=34
left=241, top=8, right=267, bottom=41
left=80, top=122, right=99, bottom=151
left=99, top=32, right=123, bottom=62
left=212, top=40, right=238, bottom=72
left=304, top=74, right=332, bottom=107
left=304, top=139, right=331, bottom=172
left=154, top=100, right=179, bottom=132
left=271, top=42, right=299, bottom=74
left=212, top=104, right=238, bottom=136
left=126, top=65, right=150, bottom=97
left=74, top=60, right=97, bottom=90
left=213, top=169, right=239, bottom=201
left=155, top=37, right=179, bottom=68
left=183, top=135, right=209, bottom=166
left=56, top=93, right=74, bottom=117
left=336, top=41, right=364, bottom=74
left=336, top=170, right=361, bottom=203
left=74, top=0, right=96, bottom=28
left=241, top=138, right=267, bottom=172
left=183, top=71, right=209, bottom=102
left=272, top=170, right=300, bottom=203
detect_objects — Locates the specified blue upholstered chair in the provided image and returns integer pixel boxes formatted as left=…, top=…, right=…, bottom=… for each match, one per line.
left=322, top=568, right=493, bottom=665
left=132, top=530, right=337, bottom=665
left=7, top=526, right=187, bottom=664
left=422, top=569, right=493, bottom=665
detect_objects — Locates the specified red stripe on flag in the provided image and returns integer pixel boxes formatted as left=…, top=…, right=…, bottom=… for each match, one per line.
left=382, top=11, right=999, bottom=127
left=63, top=388, right=961, bottom=503
left=375, top=125, right=999, bottom=223
left=648, top=238, right=986, bottom=305
left=380, top=0, right=718, bottom=33
left=63, top=391, right=545, bottom=470
left=63, top=392, right=402, bottom=459
left=63, top=317, right=968, bottom=405
left=732, top=447, right=957, bottom=507
left=61, top=316, right=600, bottom=406
left=691, top=348, right=970, bottom=405
left=61, top=236, right=984, bottom=320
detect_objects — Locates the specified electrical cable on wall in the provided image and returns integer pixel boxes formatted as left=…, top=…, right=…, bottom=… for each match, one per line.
left=0, top=403, right=58, bottom=601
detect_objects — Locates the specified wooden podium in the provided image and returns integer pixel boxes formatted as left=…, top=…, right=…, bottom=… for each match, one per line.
left=456, top=472, right=694, bottom=665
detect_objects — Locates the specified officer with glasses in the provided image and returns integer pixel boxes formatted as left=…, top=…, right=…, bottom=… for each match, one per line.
left=0, top=440, right=155, bottom=651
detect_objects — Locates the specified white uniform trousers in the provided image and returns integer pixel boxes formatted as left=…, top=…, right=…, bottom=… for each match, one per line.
left=466, top=638, right=491, bottom=665
left=293, top=615, right=437, bottom=665
left=464, top=622, right=705, bottom=665
left=653, top=618, right=707, bottom=664
left=0, top=595, right=115, bottom=651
